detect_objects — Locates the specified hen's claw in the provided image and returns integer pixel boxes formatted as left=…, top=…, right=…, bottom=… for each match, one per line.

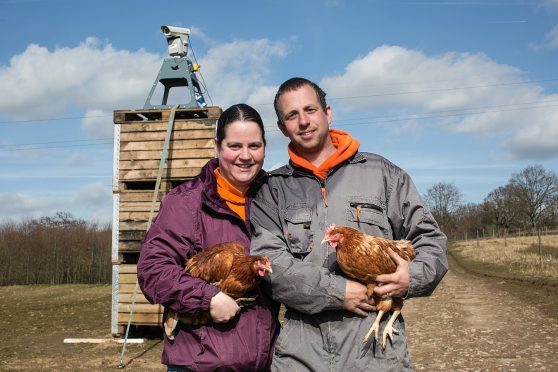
left=381, top=309, right=402, bottom=349
left=362, top=310, right=384, bottom=344
left=382, top=324, right=399, bottom=348
left=235, top=296, right=257, bottom=308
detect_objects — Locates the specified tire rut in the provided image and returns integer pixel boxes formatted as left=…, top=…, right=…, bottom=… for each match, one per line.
left=404, top=254, right=558, bottom=371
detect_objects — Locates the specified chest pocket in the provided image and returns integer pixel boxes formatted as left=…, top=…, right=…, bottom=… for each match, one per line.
left=283, top=204, right=314, bottom=257
left=346, top=200, right=392, bottom=238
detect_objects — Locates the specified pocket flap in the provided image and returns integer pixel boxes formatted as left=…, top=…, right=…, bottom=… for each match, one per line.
left=284, top=205, right=312, bottom=223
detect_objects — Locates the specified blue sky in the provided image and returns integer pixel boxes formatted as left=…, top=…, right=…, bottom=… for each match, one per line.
left=1, top=0, right=557, bottom=223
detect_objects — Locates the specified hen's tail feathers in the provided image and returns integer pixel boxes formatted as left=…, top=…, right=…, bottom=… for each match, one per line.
left=164, top=310, right=179, bottom=340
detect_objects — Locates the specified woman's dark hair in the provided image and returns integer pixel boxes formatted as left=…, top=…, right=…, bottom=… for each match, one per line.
left=273, top=77, right=327, bottom=123
left=216, top=103, right=266, bottom=146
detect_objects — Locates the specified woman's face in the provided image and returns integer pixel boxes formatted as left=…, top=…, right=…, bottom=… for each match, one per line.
left=216, top=120, right=265, bottom=193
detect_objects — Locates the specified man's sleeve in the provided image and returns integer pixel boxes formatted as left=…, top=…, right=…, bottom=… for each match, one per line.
left=387, top=170, right=448, bottom=298
left=250, top=183, right=346, bottom=315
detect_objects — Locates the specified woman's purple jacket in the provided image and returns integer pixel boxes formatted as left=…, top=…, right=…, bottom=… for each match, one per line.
left=137, top=158, right=278, bottom=371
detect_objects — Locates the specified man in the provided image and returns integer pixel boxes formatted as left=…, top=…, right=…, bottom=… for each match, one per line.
left=250, top=77, right=448, bottom=371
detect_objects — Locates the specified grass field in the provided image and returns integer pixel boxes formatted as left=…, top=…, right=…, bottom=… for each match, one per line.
left=1, top=234, right=556, bottom=370
left=449, top=233, right=558, bottom=287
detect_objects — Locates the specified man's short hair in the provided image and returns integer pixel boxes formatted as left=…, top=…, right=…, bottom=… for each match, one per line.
left=274, top=77, right=327, bottom=122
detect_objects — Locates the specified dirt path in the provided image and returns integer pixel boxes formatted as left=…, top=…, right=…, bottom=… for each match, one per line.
left=404, top=254, right=558, bottom=371
left=1, top=256, right=556, bottom=371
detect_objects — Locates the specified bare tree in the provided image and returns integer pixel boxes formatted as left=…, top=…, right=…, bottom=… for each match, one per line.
left=423, top=182, right=463, bottom=233
left=508, top=165, right=558, bottom=230
left=483, top=184, right=518, bottom=233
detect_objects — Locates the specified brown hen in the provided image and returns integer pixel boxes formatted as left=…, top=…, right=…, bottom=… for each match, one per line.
left=321, top=225, right=415, bottom=348
left=164, top=242, right=272, bottom=339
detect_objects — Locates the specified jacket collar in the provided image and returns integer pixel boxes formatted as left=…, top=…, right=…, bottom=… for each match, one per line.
left=270, top=151, right=366, bottom=177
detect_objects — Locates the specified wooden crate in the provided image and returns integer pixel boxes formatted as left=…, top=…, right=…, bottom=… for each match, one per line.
left=116, top=265, right=163, bottom=327
left=111, top=106, right=221, bottom=335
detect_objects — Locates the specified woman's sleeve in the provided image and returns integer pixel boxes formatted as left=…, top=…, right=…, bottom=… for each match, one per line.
left=137, top=192, right=219, bottom=315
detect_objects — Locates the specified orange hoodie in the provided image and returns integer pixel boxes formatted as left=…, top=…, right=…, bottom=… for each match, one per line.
left=214, top=167, right=247, bottom=221
left=288, top=129, right=360, bottom=206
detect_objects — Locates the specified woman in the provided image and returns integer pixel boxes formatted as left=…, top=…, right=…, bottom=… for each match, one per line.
left=137, top=104, right=278, bottom=371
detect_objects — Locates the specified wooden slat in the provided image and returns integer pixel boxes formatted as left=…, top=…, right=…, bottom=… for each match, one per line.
left=120, top=167, right=202, bottom=181
left=119, top=211, right=153, bottom=221
left=120, top=148, right=215, bottom=160
left=119, top=283, right=141, bottom=292
left=118, top=230, right=147, bottom=241
left=119, top=191, right=166, bottom=202
left=121, top=138, right=214, bottom=151
left=120, top=120, right=215, bottom=133
left=118, top=293, right=151, bottom=303
left=120, top=128, right=215, bottom=142
left=119, top=264, right=138, bottom=274
left=118, top=303, right=160, bottom=313
left=117, top=312, right=163, bottom=325
left=119, top=158, right=209, bottom=171
left=118, top=240, right=142, bottom=252
left=161, top=106, right=221, bottom=121
left=119, top=221, right=149, bottom=231
left=114, top=106, right=221, bottom=124
left=120, top=202, right=161, bottom=212
left=120, top=273, right=141, bottom=284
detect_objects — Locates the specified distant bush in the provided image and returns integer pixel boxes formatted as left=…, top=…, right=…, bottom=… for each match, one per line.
left=0, top=212, right=111, bottom=285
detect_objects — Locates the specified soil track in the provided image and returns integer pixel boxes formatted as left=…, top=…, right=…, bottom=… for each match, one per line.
left=405, top=254, right=558, bottom=371
left=0, top=255, right=556, bottom=371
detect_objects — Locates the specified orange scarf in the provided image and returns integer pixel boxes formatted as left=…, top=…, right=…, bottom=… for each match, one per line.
left=288, top=129, right=359, bottom=207
left=288, top=129, right=360, bottom=180
left=214, top=168, right=247, bottom=221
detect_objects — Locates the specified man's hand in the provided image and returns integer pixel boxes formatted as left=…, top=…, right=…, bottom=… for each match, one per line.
left=209, top=291, right=240, bottom=323
left=343, top=279, right=376, bottom=317
left=374, top=248, right=410, bottom=298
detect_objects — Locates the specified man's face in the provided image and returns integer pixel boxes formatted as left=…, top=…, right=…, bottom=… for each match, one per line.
left=276, top=84, right=332, bottom=158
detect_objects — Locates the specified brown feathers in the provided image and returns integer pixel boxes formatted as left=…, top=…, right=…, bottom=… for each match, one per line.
left=164, top=242, right=272, bottom=339
left=322, top=225, right=416, bottom=347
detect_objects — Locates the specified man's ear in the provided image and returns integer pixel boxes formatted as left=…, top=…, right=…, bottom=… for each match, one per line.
left=277, top=120, right=288, bottom=137
left=326, top=105, right=333, bottom=126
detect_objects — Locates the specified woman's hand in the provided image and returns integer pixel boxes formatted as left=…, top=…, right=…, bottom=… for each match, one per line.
left=209, top=291, right=240, bottom=323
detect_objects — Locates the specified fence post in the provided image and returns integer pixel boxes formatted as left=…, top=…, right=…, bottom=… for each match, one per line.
left=538, top=228, right=543, bottom=271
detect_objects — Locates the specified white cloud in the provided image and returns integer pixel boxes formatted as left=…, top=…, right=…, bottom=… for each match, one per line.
left=543, top=24, right=558, bottom=49
left=537, top=0, right=558, bottom=12
left=0, top=37, right=287, bottom=138
left=320, top=45, right=558, bottom=159
left=198, top=39, right=288, bottom=107
left=72, top=182, right=111, bottom=209
left=0, top=193, right=60, bottom=221
left=0, top=182, right=112, bottom=223
left=82, top=108, right=114, bottom=139
left=0, top=38, right=160, bottom=120
left=246, top=84, right=281, bottom=136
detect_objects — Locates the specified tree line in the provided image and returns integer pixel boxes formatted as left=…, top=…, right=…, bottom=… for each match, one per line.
left=423, top=164, right=558, bottom=241
left=0, top=164, right=555, bottom=286
left=0, top=212, right=111, bottom=286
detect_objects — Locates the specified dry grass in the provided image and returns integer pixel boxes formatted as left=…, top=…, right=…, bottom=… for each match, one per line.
left=450, top=233, right=558, bottom=287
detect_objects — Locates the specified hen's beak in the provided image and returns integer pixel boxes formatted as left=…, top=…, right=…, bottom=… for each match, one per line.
left=321, top=237, right=331, bottom=245
left=264, top=264, right=273, bottom=274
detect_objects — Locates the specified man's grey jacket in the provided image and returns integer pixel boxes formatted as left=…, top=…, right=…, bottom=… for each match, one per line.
left=250, top=151, right=448, bottom=372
